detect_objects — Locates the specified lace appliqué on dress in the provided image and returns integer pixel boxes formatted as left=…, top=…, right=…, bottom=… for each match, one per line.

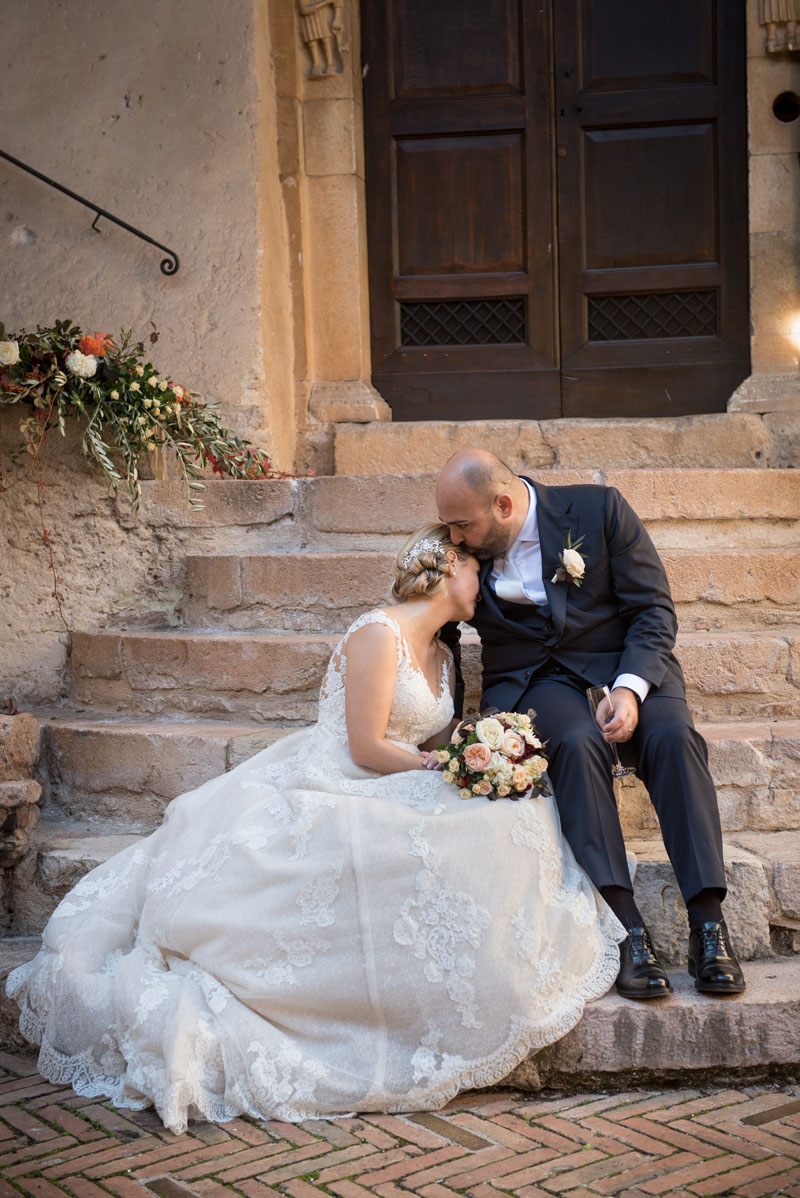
left=393, top=824, right=491, bottom=1029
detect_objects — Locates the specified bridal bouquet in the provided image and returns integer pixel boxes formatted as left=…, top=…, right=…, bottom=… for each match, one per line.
left=435, top=711, right=551, bottom=800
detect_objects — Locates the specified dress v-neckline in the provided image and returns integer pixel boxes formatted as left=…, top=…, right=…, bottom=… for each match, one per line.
left=381, top=612, right=447, bottom=703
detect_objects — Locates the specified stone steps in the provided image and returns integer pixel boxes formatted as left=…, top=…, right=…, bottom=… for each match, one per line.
left=33, top=712, right=800, bottom=839
left=0, top=931, right=796, bottom=1086
left=122, top=469, right=800, bottom=559
left=6, top=817, right=798, bottom=967
left=334, top=414, right=775, bottom=475
left=36, top=712, right=293, bottom=832
left=184, top=548, right=800, bottom=633
left=525, top=958, right=800, bottom=1090
left=68, top=626, right=800, bottom=723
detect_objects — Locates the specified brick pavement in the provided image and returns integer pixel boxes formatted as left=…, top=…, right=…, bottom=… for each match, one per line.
left=0, top=1052, right=797, bottom=1198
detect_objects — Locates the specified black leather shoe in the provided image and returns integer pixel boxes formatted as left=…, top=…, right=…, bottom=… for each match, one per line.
left=688, top=920, right=746, bottom=994
left=616, top=925, right=672, bottom=1000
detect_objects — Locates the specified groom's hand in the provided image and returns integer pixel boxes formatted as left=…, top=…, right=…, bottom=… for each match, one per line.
left=596, top=687, right=639, bottom=743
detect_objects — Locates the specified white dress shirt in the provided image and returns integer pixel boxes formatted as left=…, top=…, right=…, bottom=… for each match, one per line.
left=491, top=480, right=651, bottom=703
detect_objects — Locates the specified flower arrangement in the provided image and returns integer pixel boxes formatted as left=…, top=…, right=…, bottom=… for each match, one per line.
left=434, top=711, right=551, bottom=800
left=0, top=320, right=282, bottom=513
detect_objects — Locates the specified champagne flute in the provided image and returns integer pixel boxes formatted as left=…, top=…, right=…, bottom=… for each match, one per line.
left=586, top=685, right=636, bottom=779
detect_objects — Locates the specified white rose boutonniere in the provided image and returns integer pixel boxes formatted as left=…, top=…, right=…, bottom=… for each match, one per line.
left=551, top=530, right=588, bottom=587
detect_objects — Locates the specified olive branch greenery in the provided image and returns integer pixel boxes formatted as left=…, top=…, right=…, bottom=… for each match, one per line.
left=0, top=319, right=286, bottom=628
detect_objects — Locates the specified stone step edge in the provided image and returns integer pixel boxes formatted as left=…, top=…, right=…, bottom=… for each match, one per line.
left=72, top=626, right=800, bottom=645
left=0, top=940, right=796, bottom=1083
left=131, top=470, right=800, bottom=533
left=183, top=546, right=800, bottom=560
left=32, top=709, right=800, bottom=739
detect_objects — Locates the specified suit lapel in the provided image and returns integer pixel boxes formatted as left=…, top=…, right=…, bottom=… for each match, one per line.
left=530, top=479, right=575, bottom=639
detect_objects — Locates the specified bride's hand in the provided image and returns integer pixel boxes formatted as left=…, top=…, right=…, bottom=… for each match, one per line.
left=420, top=750, right=443, bottom=770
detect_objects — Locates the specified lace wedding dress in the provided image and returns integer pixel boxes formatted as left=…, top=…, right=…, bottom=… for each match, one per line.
left=8, top=610, right=624, bottom=1133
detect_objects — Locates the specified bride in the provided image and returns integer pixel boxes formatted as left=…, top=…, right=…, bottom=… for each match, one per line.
left=7, top=524, right=625, bottom=1134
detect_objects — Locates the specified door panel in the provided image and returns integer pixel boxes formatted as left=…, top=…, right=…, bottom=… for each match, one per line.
left=396, top=134, right=525, bottom=275
left=584, top=125, right=717, bottom=268
left=392, top=0, right=522, bottom=97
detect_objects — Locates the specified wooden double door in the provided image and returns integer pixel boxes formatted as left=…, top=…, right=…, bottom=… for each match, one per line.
left=361, top=0, right=750, bottom=421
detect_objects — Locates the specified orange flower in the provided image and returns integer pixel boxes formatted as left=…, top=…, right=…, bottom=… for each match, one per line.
left=77, top=332, right=112, bottom=357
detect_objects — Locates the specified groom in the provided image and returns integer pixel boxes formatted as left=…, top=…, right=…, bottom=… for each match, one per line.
left=436, top=449, right=745, bottom=1000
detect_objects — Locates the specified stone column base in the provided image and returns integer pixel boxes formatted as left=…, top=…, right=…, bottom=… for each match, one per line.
left=728, top=372, right=800, bottom=414
left=308, top=380, right=392, bottom=423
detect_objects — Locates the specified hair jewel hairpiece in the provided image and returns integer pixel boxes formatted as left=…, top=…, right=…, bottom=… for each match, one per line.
left=401, top=537, right=444, bottom=569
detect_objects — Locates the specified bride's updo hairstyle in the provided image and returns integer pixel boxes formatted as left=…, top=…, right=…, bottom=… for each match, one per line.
left=392, top=521, right=471, bottom=602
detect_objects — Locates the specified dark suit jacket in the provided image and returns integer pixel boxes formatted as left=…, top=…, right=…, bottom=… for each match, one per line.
left=441, top=479, right=686, bottom=716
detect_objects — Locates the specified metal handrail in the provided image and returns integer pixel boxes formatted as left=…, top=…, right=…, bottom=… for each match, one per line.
left=0, top=149, right=180, bottom=275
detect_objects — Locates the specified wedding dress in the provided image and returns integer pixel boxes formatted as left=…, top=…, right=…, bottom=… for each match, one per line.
left=8, top=610, right=624, bottom=1133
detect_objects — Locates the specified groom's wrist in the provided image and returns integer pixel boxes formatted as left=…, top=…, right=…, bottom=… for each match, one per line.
left=612, top=673, right=650, bottom=704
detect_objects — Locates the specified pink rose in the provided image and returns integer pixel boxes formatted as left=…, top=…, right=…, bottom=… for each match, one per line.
left=463, top=742, right=492, bottom=771
left=478, top=778, right=493, bottom=795
left=503, top=731, right=524, bottom=758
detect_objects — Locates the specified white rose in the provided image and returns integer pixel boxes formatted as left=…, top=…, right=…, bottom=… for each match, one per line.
left=130, top=381, right=140, bottom=392
left=144, top=397, right=153, bottom=408
left=137, top=416, right=146, bottom=425
left=110, top=389, right=120, bottom=400
left=147, top=375, right=158, bottom=387
left=0, top=340, right=20, bottom=366
left=562, top=547, right=585, bottom=579
left=135, top=364, right=144, bottom=376
left=459, top=788, right=472, bottom=799
left=475, top=717, right=505, bottom=751
left=158, top=379, right=168, bottom=392
left=64, top=350, right=97, bottom=378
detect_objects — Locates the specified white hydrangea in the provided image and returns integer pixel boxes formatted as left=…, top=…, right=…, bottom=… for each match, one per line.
left=65, top=350, right=97, bottom=379
left=0, top=340, right=20, bottom=366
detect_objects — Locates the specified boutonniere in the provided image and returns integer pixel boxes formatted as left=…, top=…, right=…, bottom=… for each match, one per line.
left=551, top=530, right=588, bottom=587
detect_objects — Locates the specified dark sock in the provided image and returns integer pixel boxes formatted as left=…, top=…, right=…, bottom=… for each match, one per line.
left=687, top=888, right=724, bottom=933
left=600, top=885, right=644, bottom=931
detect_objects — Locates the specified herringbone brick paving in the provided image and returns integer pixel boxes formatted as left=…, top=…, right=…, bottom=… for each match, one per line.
left=0, top=1052, right=797, bottom=1198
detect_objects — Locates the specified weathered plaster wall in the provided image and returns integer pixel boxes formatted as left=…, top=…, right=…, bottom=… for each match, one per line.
left=1, top=0, right=296, bottom=469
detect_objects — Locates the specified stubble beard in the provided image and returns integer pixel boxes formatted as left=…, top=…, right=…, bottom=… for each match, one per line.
left=464, top=518, right=515, bottom=561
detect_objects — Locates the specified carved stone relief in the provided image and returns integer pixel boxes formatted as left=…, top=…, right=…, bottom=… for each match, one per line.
left=297, top=0, right=348, bottom=78
left=759, top=0, right=800, bottom=52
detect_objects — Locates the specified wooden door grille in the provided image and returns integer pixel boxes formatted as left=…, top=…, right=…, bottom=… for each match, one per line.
left=587, top=290, right=719, bottom=342
left=399, top=298, right=527, bottom=347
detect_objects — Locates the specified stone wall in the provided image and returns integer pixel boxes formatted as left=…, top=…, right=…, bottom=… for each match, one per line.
left=746, top=5, right=800, bottom=377
left=1, top=0, right=297, bottom=470
left=0, top=409, right=195, bottom=706
left=0, top=715, right=41, bottom=926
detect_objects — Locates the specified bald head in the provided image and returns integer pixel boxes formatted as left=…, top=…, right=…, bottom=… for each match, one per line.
left=435, top=449, right=529, bottom=560
left=437, top=449, right=520, bottom=504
